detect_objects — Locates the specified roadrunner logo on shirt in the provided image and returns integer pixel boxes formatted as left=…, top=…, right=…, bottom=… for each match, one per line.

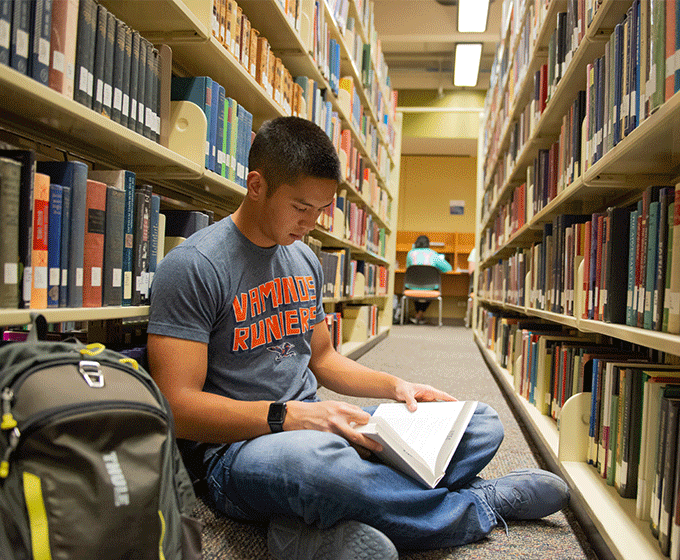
left=231, top=275, right=318, bottom=352
left=267, top=342, right=297, bottom=362
left=102, top=451, right=130, bottom=506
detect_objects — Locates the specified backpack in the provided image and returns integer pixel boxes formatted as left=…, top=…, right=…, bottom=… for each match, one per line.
left=0, top=322, right=202, bottom=560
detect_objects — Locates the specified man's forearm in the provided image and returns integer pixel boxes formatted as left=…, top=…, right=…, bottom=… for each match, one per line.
left=312, top=349, right=399, bottom=400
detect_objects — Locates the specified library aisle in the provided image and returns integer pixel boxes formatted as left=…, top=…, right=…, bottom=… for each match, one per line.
left=196, top=324, right=600, bottom=560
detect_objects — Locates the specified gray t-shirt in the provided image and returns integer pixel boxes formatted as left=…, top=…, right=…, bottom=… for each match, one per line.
left=147, top=216, right=325, bottom=403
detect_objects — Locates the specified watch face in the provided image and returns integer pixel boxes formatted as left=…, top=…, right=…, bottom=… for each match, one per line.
left=268, top=402, right=286, bottom=432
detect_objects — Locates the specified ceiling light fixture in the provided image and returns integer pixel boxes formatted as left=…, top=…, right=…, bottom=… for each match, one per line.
left=457, top=0, right=490, bottom=32
left=454, top=43, right=482, bottom=87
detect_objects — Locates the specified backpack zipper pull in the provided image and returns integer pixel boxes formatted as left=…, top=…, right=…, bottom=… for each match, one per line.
left=0, top=427, right=19, bottom=478
left=0, top=388, right=19, bottom=478
left=1, top=388, right=16, bottom=430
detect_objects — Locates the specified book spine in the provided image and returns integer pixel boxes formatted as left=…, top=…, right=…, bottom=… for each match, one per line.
left=627, top=209, right=639, bottom=325
left=103, top=185, right=125, bottom=306
left=111, top=16, right=125, bottom=124
left=0, top=157, right=21, bottom=308
left=148, top=193, right=160, bottom=289
left=30, top=0, right=52, bottom=85
left=135, top=34, right=147, bottom=135
left=120, top=25, right=132, bottom=128
left=47, top=183, right=63, bottom=308
left=82, top=179, right=106, bottom=307
left=143, top=39, right=154, bottom=139
left=73, top=0, right=95, bottom=107
left=100, top=9, right=115, bottom=118
left=209, top=79, right=219, bottom=171
left=132, top=185, right=151, bottom=305
left=10, top=0, right=31, bottom=74
left=58, top=184, right=70, bottom=306
left=216, top=84, right=225, bottom=176
left=30, top=172, right=50, bottom=309
left=0, top=0, right=11, bottom=66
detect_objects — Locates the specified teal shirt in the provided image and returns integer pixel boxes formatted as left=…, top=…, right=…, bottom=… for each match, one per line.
left=405, top=248, right=452, bottom=290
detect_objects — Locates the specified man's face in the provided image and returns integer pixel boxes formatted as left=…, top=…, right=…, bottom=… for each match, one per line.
left=257, top=175, right=337, bottom=247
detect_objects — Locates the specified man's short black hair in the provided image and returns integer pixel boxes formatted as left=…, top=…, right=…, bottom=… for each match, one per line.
left=248, top=116, right=341, bottom=195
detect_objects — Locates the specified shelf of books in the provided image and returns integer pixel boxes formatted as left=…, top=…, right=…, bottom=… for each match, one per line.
left=474, top=0, right=680, bottom=558
left=0, top=0, right=401, bottom=355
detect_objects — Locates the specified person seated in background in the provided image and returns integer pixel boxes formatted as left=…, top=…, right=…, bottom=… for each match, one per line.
left=405, top=235, right=452, bottom=324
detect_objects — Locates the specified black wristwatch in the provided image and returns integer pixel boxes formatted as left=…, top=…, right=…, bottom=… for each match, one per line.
left=267, top=402, right=287, bottom=433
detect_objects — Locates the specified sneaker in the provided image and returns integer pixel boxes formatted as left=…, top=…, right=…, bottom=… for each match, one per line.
left=409, top=317, right=418, bottom=324
left=469, top=468, right=569, bottom=521
left=267, top=516, right=398, bottom=560
left=418, top=319, right=427, bottom=325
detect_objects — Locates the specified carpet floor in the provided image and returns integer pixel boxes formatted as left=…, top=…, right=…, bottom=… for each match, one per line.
left=196, top=323, right=600, bottom=559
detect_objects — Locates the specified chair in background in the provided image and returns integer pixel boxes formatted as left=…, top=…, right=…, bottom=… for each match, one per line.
left=400, top=265, right=443, bottom=327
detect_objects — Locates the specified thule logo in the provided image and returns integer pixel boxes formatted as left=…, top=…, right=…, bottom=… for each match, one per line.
left=102, top=451, right=130, bottom=506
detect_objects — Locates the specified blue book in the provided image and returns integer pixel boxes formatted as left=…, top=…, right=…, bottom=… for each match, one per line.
left=47, top=183, right=63, bottom=307
left=148, top=193, right=160, bottom=287
left=209, top=79, right=219, bottom=172
left=644, top=201, right=660, bottom=329
left=171, top=76, right=212, bottom=170
left=59, top=184, right=71, bottom=306
left=37, top=160, right=88, bottom=308
left=215, top=84, right=225, bottom=175
left=29, top=0, right=52, bottom=85
left=10, top=0, right=31, bottom=74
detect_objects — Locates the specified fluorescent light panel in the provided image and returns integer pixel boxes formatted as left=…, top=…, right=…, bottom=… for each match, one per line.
left=454, top=43, right=482, bottom=87
left=457, top=0, right=489, bottom=32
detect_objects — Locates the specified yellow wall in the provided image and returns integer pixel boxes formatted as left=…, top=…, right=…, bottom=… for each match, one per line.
left=397, top=155, right=477, bottom=233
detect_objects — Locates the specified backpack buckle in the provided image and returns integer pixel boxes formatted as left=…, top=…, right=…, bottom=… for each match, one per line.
left=79, top=361, right=105, bottom=388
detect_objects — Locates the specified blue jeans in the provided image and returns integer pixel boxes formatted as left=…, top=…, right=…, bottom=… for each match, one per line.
left=204, top=402, right=504, bottom=550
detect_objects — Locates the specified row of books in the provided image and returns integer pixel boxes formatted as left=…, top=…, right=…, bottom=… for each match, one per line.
left=310, top=244, right=387, bottom=301
left=1, top=0, right=163, bottom=142
left=477, top=308, right=680, bottom=558
left=0, top=149, right=215, bottom=310
left=483, top=0, right=680, bottom=220
left=170, top=76, right=254, bottom=187
left=207, top=0, right=396, bottom=165
left=479, top=183, right=680, bottom=334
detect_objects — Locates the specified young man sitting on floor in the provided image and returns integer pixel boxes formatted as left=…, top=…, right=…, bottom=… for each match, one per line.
left=146, top=116, right=570, bottom=559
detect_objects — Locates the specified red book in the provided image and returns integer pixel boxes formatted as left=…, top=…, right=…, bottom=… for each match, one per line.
left=82, top=179, right=107, bottom=307
left=30, top=173, right=50, bottom=309
left=594, top=214, right=605, bottom=320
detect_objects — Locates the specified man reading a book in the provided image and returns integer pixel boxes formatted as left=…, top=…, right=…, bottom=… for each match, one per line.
left=147, top=116, right=569, bottom=559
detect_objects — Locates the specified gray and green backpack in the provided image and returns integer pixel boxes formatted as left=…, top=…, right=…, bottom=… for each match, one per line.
left=0, top=328, right=201, bottom=559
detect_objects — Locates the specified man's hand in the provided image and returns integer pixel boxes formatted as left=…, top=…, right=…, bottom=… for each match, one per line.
left=393, top=380, right=457, bottom=412
left=285, top=400, right=383, bottom=455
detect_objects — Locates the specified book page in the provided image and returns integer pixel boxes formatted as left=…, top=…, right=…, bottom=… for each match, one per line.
left=372, top=401, right=477, bottom=470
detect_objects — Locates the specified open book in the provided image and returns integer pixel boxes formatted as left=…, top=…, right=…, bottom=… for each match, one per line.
left=356, top=400, right=477, bottom=488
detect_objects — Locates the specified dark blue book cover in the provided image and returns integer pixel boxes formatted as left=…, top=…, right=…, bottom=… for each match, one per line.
left=215, top=83, right=225, bottom=176
left=29, top=0, right=52, bottom=85
left=59, top=184, right=70, bottom=306
left=47, top=183, right=63, bottom=307
left=11, top=0, right=31, bottom=74
left=37, top=160, right=87, bottom=308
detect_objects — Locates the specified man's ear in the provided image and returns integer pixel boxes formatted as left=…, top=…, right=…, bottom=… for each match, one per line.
left=246, top=170, right=267, bottom=200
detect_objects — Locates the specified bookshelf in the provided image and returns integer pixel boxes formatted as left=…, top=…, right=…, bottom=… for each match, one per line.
left=0, top=0, right=401, bottom=358
left=474, top=0, right=680, bottom=558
